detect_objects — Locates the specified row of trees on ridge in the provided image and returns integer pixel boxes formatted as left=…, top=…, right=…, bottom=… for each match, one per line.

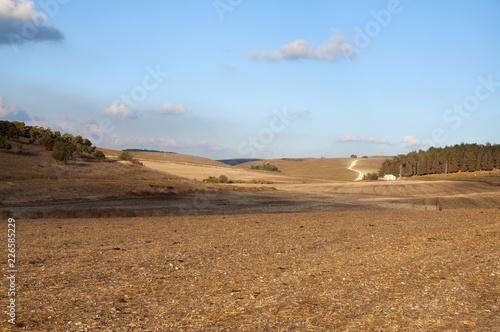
left=0, top=120, right=105, bottom=161
left=379, top=143, right=500, bottom=177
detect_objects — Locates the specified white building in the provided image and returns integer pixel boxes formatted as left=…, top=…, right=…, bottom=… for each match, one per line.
left=383, top=174, right=397, bottom=181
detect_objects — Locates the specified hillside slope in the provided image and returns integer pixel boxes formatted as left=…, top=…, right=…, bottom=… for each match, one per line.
left=98, top=148, right=226, bottom=166
left=0, top=139, right=205, bottom=205
left=239, top=158, right=384, bottom=181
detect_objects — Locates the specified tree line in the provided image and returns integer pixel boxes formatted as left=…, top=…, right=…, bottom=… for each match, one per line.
left=379, top=143, right=500, bottom=177
left=0, top=120, right=105, bottom=161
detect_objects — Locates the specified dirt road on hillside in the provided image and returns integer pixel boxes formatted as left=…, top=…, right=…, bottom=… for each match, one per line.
left=347, top=159, right=364, bottom=181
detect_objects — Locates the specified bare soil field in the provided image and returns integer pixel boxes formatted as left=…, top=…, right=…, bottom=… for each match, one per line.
left=3, top=210, right=499, bottom=330
left=274, top=180, right=500, bottom=210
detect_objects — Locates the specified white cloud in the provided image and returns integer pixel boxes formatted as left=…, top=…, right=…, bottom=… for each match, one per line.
left=0, top=96, right=17, bottom=116
left=366, top=137, right=395, bottom=146
left=0, top=0, right=41, bottom=21
left=0, top=96, right=31, bottom=120
left=154, top=103, right=187, bottom=115
left=247, top=31, right=355, bottom=62
left=340, top=134, right=396, bottom=146
left=196, top=139, right=224, bottom=152
left=0, top=0, right=64, bottom=45
left=339, top=134, right=361, bottom=142
left=401, top=135, right=427, bottom=148
left=102, top=103, right=137, bottom=118
left=127, top=135, right=184, bottom=148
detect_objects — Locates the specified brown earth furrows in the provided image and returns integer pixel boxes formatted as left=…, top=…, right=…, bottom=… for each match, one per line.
left=3, top=210, right=499, bottom=330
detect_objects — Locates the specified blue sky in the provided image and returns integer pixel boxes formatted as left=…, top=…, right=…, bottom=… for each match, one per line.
left=1, top=0, right=499, bottom=159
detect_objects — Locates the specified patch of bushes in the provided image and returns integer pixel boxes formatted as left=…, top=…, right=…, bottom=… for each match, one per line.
left=282, top=158, right=305, bottom=162
left=118, top=151, right=143, bottom=165
left=350, top=154, right=358, bottom=158
left=203, top=175, right=233, bottom=184
left=250, top=163, right=279, bottom=172
left=250, top=179, right=274, bottom=184
left=204, top=176, right=219, bottom=184
left=363, top=173, right=379, bottom=181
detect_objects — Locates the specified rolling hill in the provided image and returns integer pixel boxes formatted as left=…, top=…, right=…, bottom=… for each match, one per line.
left=239, top=158, right=385, bottom=181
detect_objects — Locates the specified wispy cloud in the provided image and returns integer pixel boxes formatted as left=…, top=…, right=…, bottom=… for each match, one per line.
left=102, top=103, right=137, bottom=119
left=247, top=31, right=355, bottom=62
left=339, top=134, right=395, bottom=146
left=401, top=135, right=427, bottom=148
left=154, top=103, right=187, bottom=115
left=366, top=136, right=395, bottom=146
left=196, top=139, right=224, bottom=152
left=0, top=0, right=64, bottom=45
left=339, top=134, right=361, bottom=142
left=127, top=135, right=184, bottom=148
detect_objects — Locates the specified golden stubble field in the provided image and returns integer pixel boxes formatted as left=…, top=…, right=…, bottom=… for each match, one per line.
left=2, top=210, right=499, bottom=330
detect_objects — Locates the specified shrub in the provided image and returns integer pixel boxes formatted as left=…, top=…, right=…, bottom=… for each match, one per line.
left=204, top=176, right=219, bottom=184
left=362, top=156, right=368, bottom=158
left=350, top=154, right=358, bottom=158
left=363, top=173, right=379, bottom=181
left=218, top=175, right=229, bottom=183
left=118, top=151, right=143, bottom=165
left=118, top=151, right=133, bottom=161
left=0, top=137, right=11, bottom=150
left=93, top=150, right=106, bottom=160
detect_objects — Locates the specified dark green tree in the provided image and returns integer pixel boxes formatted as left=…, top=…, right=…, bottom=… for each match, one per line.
left=0, top=136, right=11, bottom=150
left=93, top=150, right=106, bottom=160
left=51, top=138, right=74, bottom=161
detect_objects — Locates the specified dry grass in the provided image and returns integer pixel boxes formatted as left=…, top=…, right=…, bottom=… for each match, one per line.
left=4, top=210, right=499, bottom=330
left=240, top=158, right=371, bottom=181
left=353, top=158, right=385, bottom=176
left=99, top=148, right=227, bottom=166
left=0, top=140, right=203, bottom=205
left=140, top=159, right=298, bottom=184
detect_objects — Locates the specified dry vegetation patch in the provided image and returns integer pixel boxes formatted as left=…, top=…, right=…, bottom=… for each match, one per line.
left=4, top=210, right=499, bottom=330
left=0, top=142, right=203, bottom=205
